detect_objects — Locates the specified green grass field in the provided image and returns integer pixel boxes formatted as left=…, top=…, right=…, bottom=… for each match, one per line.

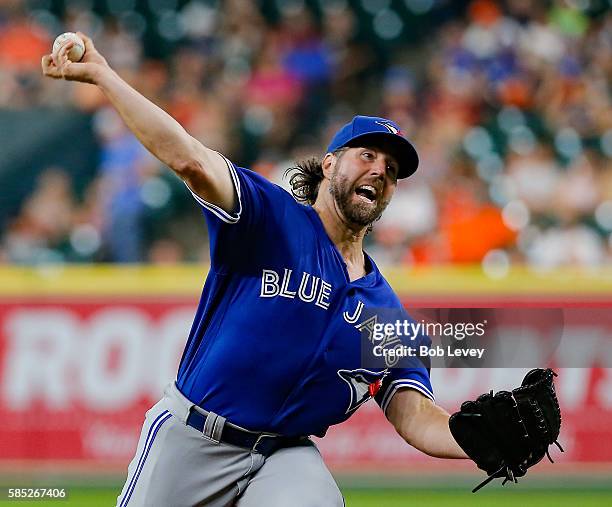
left=1, top=487, right=611, bottom=506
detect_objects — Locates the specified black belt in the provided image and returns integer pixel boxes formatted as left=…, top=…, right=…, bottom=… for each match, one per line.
left=186, top=407, right=309, bottom=457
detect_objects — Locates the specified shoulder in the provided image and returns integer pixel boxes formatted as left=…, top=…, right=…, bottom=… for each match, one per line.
left=234, top=165, right=300, bottom=207
left=229, top=164, right=317, bottom=236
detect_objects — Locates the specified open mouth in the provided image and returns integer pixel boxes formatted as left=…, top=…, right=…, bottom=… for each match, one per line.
left=355, top=185, right=378, bottom=203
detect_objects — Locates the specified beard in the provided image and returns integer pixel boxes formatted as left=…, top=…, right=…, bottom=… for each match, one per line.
left=329, top=170, right=390, bottom=227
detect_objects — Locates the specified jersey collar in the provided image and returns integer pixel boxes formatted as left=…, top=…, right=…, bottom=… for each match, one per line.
left=303, top=205, right=380, bottom=288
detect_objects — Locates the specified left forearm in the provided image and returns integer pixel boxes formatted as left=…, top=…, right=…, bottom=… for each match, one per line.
left=387, top=389, right=467, bottom=459
left=400, top=404, right=467, bottom=459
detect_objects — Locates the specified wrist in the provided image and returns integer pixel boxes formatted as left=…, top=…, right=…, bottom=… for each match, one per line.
left=94, top=65, right=117, bottom=88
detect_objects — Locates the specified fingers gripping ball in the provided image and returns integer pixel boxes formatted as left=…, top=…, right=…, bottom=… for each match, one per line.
left=52, top=32, right=85, bottom=62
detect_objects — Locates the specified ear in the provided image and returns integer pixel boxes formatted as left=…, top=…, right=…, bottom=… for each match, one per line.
left=321, top=152, right=336, bottom=179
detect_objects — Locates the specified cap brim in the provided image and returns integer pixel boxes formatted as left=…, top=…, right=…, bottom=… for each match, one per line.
left=343, top=132, right=419, bottom=179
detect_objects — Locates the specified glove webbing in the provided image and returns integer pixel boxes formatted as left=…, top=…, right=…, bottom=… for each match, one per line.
left=471, top=389, right=564, bottom=493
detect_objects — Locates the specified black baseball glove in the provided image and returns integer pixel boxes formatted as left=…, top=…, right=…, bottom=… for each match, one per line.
left=449, top=368, right=563, bottom=492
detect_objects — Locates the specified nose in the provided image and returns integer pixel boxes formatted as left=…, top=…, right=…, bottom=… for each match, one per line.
left=369, top=158, right=387, bottom=180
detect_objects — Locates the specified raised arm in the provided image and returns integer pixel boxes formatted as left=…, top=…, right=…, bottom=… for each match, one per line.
left=386, top=388, right=468, bottom=459
left=41, top=32, right=235, bottom=213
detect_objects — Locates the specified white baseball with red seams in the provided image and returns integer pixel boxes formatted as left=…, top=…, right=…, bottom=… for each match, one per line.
left=52, top=32, right=85, bottom=62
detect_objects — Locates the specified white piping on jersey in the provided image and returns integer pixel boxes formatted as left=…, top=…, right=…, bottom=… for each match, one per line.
left=380, top=378, right=435, bottom=414
left=184, top=153, right=242, bottom=224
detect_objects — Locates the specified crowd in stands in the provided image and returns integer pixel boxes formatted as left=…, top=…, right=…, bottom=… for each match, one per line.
left=0, top=0, right=610, bottom=269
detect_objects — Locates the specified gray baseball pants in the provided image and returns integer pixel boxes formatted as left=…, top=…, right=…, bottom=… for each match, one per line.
left=116, top=383, right=344, bottom=507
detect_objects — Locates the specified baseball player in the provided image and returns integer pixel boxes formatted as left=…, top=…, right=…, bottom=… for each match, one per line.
left=42, top=34, right=469, bottom=507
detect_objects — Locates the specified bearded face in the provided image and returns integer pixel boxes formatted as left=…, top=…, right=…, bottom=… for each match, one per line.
left=329, top=166, right=391, bottom=227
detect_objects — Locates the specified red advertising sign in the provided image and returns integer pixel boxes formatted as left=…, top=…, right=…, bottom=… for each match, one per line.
left=1, top=298, right=611, bottom=469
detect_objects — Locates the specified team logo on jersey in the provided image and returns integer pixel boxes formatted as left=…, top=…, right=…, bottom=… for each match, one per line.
left=375, top=121, right=402, bottom=136
left=337, top=368, right=389, bottom=414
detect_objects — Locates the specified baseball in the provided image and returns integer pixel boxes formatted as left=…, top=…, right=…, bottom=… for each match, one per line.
left=52, top=32, right=85, bottom=62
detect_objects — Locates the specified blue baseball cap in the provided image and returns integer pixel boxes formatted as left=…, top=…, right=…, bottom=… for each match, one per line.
left=326, top=115, right=419, bottom=179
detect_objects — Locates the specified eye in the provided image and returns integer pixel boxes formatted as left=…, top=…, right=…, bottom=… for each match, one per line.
left=361, top=150, right=375, bottom=159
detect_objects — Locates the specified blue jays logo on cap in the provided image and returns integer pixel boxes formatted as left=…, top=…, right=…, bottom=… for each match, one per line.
left=327, top=115, right=419, bottom=179
left=375, top=121, right=401, bottom=135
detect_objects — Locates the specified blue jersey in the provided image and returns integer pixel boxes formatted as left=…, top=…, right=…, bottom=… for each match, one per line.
left=176, top=156, right=434, bottom=437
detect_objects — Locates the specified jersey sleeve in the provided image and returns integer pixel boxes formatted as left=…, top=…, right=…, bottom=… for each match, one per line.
left=184, top=153, right=244, bottom=225
left=374, top=366, right=435, bottom=415
left=184, top=154, right=296, bottom=271
left=373, top=307, right=435, bottom=414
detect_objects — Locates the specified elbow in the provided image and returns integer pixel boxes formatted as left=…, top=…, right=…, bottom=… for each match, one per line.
left=171, top=137, right=211, bottom=179
left=397, top=424, right=433, bottom=457
left=388, top=406, right=430, bottom=452
left=396, top=423, right=418, bottom=448
left=171, top=158, right=199, bottom=178
left=388, top=411, right=414, bottom=446
left=171, top=158, right=208, bottom=184
left=169, top=138, right=221, bottom=186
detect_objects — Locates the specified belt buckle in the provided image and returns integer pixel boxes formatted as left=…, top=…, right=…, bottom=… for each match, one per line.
left=252, top=433, right=278, bottom=456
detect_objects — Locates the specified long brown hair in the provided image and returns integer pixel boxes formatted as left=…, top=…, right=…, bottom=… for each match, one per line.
left=285, top=149, right=346, bottom=205
left=284, top=158, right=323, bottom=205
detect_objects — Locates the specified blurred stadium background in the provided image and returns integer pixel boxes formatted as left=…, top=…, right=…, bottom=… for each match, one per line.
left=0, top=0, right=611, bottom=505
